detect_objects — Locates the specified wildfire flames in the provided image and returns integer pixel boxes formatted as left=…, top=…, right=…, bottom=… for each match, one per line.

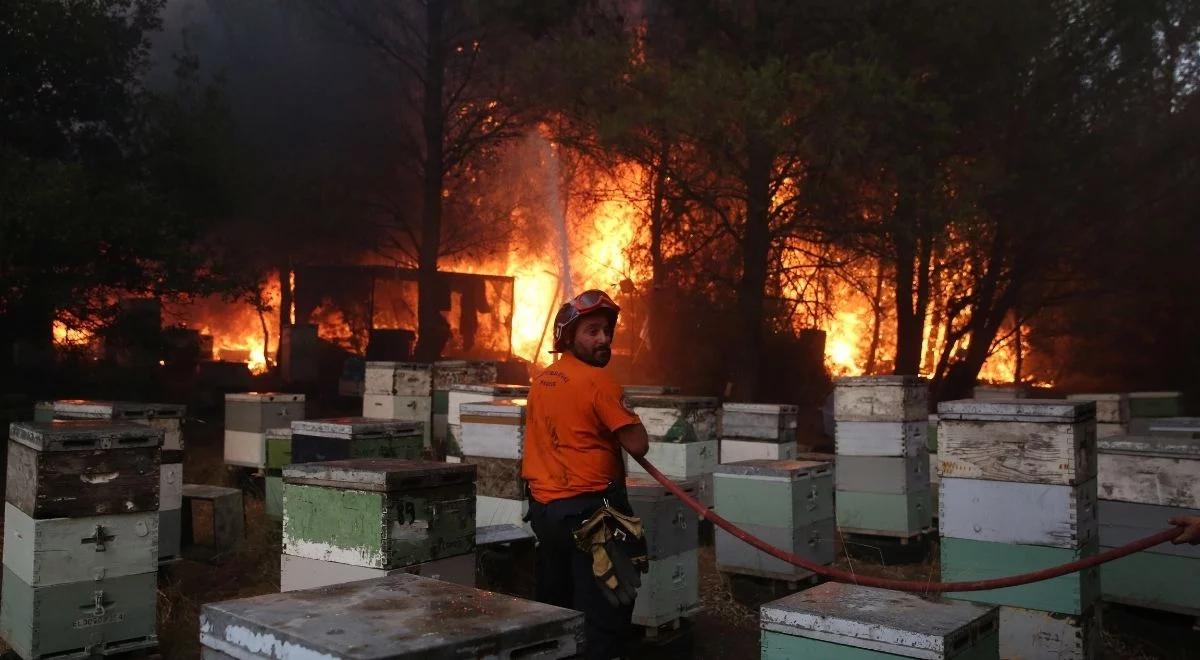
left=161, top=278, right=280, bottom=375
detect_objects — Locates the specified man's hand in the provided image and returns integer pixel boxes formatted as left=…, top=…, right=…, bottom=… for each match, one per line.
left=1169, top=516, right=1200, bottom=545
left=616, top=423, right=650, bottom=459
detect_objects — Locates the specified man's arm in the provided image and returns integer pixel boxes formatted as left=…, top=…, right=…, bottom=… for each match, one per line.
left=616, top=423, right=649, bottom=459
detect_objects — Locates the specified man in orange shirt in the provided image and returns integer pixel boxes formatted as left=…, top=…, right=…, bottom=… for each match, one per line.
left=523, top=289, right=650, bottom=660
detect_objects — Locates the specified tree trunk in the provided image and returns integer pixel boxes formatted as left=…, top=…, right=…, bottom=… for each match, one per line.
left=645, top=140, right=669, bottom=375
left=414, top=0, right=448, bottom=362
left=729, top=134, right=772, bottom=401
left=864, top=260, right=885, bottom=374
left=278, top=261, right=292, bottom=357
left=892, top=192, right=929, bottom=375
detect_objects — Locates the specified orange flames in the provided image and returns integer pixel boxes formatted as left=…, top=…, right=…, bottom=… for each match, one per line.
left=162, top=276, right=280, bottom=375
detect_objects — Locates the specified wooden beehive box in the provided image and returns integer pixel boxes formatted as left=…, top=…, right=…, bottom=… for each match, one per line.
left=1127, top=391, right=1184, bottom=418
left=264, top=427, right=292, bottom=471
left=720, top=438, right=798, bottom=463
left=199, top=573, right=584, bottom=659
left=834, top=376, right=928, bottom=422
left=625, top=441, right=719, bottom=507
left=7, top=421, right=161, bottom=519
left=446, top=384, right=529, bottom=427
left=2, top=502, right=158, bottom=587
left=997, top=605, right=1099, bottom=660
left=431, top=360, right=498, bottom=391
left=282, top=459, right=475, bottom=569
left=716, top=518, right=835, bottom=581
left=47, top=400, right=186, bottom=451
left=625, top=395, right=720, bottom=443
left=224, top=392, right=305, bottom=434
left=1065, top=393, right=1129, bottom=425
left=721, top=402, right=799, bottom=442
left=835, top=453, right=930, bottom=495
left=760, top=582, right=999, bottom=659
left=941, top=537, right=1100, bottom=614
left=1146, top=416, right=1200, bottom=437
left=939, top=478, right=1097, bottom=548
left=836, top=421, right=928, bottom=457
left=1097, top=435, right=1200, bottom=507
left=632, top=548, right=700, bottom=628
left=835, top=490, right=933, bottom=537
left=363, top=361, right=432, bottom=397
left=289, top=418, right=424, bottom=464
left=0, top=567, right=157, bottom=660
left=627, top=477, right=699, bottom=560
left=459, top=399, right=526, bottom=460
left=461, top=455, right=523, bottom=500
left=937, top=400, right=1097, bottom=486
left=713, top=459, right=834, bottom=530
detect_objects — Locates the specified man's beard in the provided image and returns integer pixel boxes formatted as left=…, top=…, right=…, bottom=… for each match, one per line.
left=574, top=345, right=611, bottom=367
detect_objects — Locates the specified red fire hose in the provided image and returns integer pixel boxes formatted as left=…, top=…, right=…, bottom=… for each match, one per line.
left=632, top=454, right=1184, bottom=593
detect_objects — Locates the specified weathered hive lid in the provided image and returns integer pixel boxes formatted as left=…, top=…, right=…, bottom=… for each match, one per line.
left=722, top=402, right=800, bottom=415
left=9, top=420, right=162, bottom=452
left=1098, top=434, right=1200, bottom=459
left=1147, top=417, right=1200, bottom=433
left=477, top=523, right=536, bottom=547
left=449, top=383, right=530, bottom=395
left=622, top=385, right=682, bottom=395
left=460, top=399, right=527, bottom=420
left=624, top=394, right=719, bottom=409
left=714, top=459, right=832, bottom=479
left=50, top=399, right=186, bottom=420
left=224, top=392, right=305, bottom=403
left=264, top=427, right=292, bottom=439
left=835, top=375, right=927, bottom=388
left=626, top=476, right=697, bottom=498
left=937, top=399, right=1094, bottom=423
left=1066, top=392, right=1127, bottom=402
left=283, top=458, right=475, bottom=490
left=761, top=583, right=998, bottom=658
left=365, top=360, right=429, bottom=370
left=200, top=573, right=583, bottom=659
left=290, top=417, right=422, bottom=438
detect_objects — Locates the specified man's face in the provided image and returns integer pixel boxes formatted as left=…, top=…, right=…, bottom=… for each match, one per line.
left=571, top=312, right=614, bottom=367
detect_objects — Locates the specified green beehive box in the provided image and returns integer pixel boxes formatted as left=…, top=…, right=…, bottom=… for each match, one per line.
left=282, top=459, right=476, bottom=569
left=264, top=428, right=292, bottom=471
left=1127, top=391, right=1184, bottom=418
left=835, top=489, right=932, bottom=537
left=264, top=473, right=283, bottom=520
left=941, top=537, right=1100, bottom=615
left=1100, top=549, right=1200, bottom=616
left=0, top=567, right=157, bottom=659
left=713, top=459, right=834, bottom=529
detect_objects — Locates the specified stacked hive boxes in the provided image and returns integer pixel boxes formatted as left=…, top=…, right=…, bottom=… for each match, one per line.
left=623, top=395, right=720, bottom=507
left=460, top=399, right=528, bottom=527
left=1, top=422, right=161, bottom=658
left=446, top=383, right=528, bottom=461
left=1067, top=393, right=1129, bottom=438
left=714, top=459, right=835, bottom=582
left=834, top=376, right=932, bottom=538
left=362, top=361, right=433, bottom=447
left=262, top=427, right=291, bottom=520
left=760, top=583, right=1000, bottom=659
left=1126, top=391, right=1184, bottom=433
left=200, top=573, right=584, bottom=659
left=431, top=360, right=498, bottom=452
left=280, top=458, right=476, bottom=591
left=719, top=403, right=799, bottom=463
left=224, top=393, right=305, bottom=469
left=928, top=413, right=941, bottom=517
left=36, top=400, right=186, bottom=561
left=1097, top=434, right=1200, bottom=618
left=938, top=399, right=1101, bottom=659
left=627, top=477, right=701, bottom=629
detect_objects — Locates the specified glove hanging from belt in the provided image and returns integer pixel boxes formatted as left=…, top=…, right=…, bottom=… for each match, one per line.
left=572, top=500, right=650, bottom=608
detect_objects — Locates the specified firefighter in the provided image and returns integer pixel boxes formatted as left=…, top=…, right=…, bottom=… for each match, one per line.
left=1171, top=516, right=1200, bottom=544
left=522, top=289, right=651, bottom=660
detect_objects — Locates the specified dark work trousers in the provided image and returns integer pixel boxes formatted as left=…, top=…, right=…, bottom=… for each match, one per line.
left=528, top=488, right=636, bottom=660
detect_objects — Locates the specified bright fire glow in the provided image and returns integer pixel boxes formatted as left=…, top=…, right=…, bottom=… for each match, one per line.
left=52, top=320, right=93, bottom=347
left=162, top=274, right=280, bottom=375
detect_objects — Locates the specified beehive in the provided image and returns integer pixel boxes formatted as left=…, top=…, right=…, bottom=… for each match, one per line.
left=624, top=395, right=720, bottom=443
left=628, top=477, right=699, bottom=560
left=224, top=393, right=304, bottom=468
left=1126, top=391, right=1184, bottom=419
left=939, top=478, right=1097, bottom=549
left=760, top=582, right=999, bottom=659
left=282, top=459, right=475, bottom=569
left=834, top=376, right=928, bottom=422
left=941, top=538, right=1100, bottom=615
left=1097, top=435, right=1200, bottom=508
left=997, top=606, right=1099, bottom=660
left=44, top=400, right=185, bottom=450
left=721, top=403, right=799, bottom=442
left=289, top=418, right=424, bottom=464
left=279, top=552, right=476, bottom=592
left=263, top=427, right=291, bottom=520
left=459, top=400, right=526, bottom=460
left=199, top=573, right=583, bottom=659
left=2, top=503, right=158, bottom=587
left=445, top=384, right=528, bottom=457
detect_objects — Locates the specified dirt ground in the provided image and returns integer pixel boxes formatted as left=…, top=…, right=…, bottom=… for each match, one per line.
left=2, top=408, right=1197, bottom=659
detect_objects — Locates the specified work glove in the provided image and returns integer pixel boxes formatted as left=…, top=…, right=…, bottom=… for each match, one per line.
left=573, top=501, right=649, bottom=608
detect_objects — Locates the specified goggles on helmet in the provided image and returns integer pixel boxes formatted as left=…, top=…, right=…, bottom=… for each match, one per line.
left=552, top=289, right=621, bottom=352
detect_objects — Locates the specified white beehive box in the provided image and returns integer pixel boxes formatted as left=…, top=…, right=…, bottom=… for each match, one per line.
left=625, top=440, right=718, bottom=482
left=280, top=553, right=475, bottom=592
left=363, top=361, right=432, bottom=396
left=760, top=582, right=999, bottom=660
left=720, top=438, right=797, bottom=463
left=835, top=453, right=930, bottom=495
left=836, top=421, right=927, bottom=457
left=2, top=503, right=158, bottom=587
left=447, top=384, right=529, bottom=427
left=1066, top=393, right=1129, bottom=425
left=200, top=573, right=584, bottom=659
left=625, top=395, right=720, bottom=443
left=997, top=605, right=1099, bottom=660
left=937, top=400, right=1097, bottom=486
left=1097, top=435, right=1200, bottom=508
left=459, top=399, right=526, bottom=460
left=721, top=402, right=799, bottom=441
left=938, top=478, right=1098, bottom=548
left=834, top=376, right=928, bottom=422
